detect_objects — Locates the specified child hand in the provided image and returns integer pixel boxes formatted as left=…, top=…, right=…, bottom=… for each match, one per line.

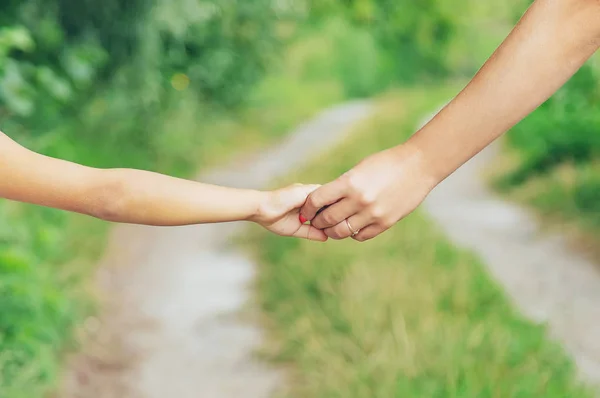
left=252, top=184, right=328, bottom=242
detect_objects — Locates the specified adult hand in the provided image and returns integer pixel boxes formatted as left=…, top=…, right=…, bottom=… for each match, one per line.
left=300, top=145, right=437, bottom=242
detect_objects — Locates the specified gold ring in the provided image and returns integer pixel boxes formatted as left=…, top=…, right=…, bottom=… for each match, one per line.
left=346, top=219, right=360, bottom=237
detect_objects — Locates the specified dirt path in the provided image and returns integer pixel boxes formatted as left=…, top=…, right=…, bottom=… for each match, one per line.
left=61, top=101, right=374, bottom=398
left=420, top=110, right=600, bottom=387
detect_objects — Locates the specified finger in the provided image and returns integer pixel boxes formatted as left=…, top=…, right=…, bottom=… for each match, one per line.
left=300, top=179, right=348, bottom=221
left=311, top=198, right=361, bottom=230
left=324, top=212, right=372, bottom=240
left=283, top=184, right=322, bottom=209
left=277, top=184, right=319, bottom=215
left=351, top=224, right=386, bottom=242
left=292, top=224, right=328, bottom=242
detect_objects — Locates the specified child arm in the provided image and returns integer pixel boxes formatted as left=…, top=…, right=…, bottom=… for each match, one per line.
left=0, top=132, right=326, bottom=241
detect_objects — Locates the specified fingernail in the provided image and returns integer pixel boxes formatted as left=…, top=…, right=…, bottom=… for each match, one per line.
left=299, top=214, right=307, bottom=224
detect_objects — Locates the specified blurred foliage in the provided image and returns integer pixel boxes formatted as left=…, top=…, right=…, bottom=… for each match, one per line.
left=496, top=60, right=600, bottom=235
left=0, top=0, right=488, bottom=131
left=306, top=0, right=457, bottom=83
left=0, top=0, right=281, bottom=135
left=503, top=0, right=598, bottom=182
left=281, top=17, right=387, bottom=98
left=0, top=204, right=89, bottom=397
left=502, top=65, right=600, bottom=185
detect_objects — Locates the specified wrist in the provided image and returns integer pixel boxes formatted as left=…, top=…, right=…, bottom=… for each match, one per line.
left=246, top=190, right=271, bottom=224
left=390, top=140, right=440, bottom=191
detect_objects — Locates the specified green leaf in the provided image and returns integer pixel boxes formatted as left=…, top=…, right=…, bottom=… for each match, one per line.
left=0, top=26, right=35, bottom=54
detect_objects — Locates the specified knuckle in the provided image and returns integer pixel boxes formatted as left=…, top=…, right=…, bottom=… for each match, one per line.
left=322, top=211, right=338, bottom=226
left=344, top=173, right=362, bottom=193
left=357, top=191, right=375, bottom=206
left=369, top=205, right=386, bottom=220
left=310, top=216, right=324, bottom=228
left=307, top=194, right=321, bottom=209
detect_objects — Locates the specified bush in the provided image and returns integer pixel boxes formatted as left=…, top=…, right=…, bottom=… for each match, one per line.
left=503, top=65, right=600, bottom=185
left=0, top=0, right=282, bottom=136
left=0, top=203, right=89, bottom=396
left=290, top=18, right=388, bottom=98
left=310, top=0, right=456, bottom=81
left=574, top=174, right=600, bottom=225
left=331, top=20, right=387, bottom=97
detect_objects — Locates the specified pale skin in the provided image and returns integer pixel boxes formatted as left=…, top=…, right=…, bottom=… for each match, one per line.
left=0, top=132, right=328, bottom=241
left=302, top=0, right=600, bottom=242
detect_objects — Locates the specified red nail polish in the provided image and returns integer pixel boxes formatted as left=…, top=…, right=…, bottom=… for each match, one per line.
left=299, top=214, right=307, bottom=224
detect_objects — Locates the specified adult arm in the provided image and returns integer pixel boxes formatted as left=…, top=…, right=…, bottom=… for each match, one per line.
left=302, top=0, right=600, bottom=241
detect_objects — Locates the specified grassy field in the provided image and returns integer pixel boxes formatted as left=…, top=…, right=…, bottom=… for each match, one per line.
left=247, top=86, right=594, bottom=398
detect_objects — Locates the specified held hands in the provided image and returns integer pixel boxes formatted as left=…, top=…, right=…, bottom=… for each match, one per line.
left=252, top=184, right=328, bottom=242
left=300, top=145, right=437, bottom=242
left=259, top=144, right=436, bottom=243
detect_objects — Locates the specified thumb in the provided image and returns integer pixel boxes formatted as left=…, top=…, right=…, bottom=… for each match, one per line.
left=279, top=184, right=321, bottom=209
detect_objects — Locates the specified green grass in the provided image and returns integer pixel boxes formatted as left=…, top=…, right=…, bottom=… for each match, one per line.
left=247, top=86, right=593, bottom=398
left=0, top=72, right=344, bottom=397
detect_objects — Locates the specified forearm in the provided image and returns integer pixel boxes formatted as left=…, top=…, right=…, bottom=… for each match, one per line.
left=0, top=135, right=265, bottom=226
left=406, top=0, right=600, bottom=184
left=91, top=169, right=265, bottom=226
